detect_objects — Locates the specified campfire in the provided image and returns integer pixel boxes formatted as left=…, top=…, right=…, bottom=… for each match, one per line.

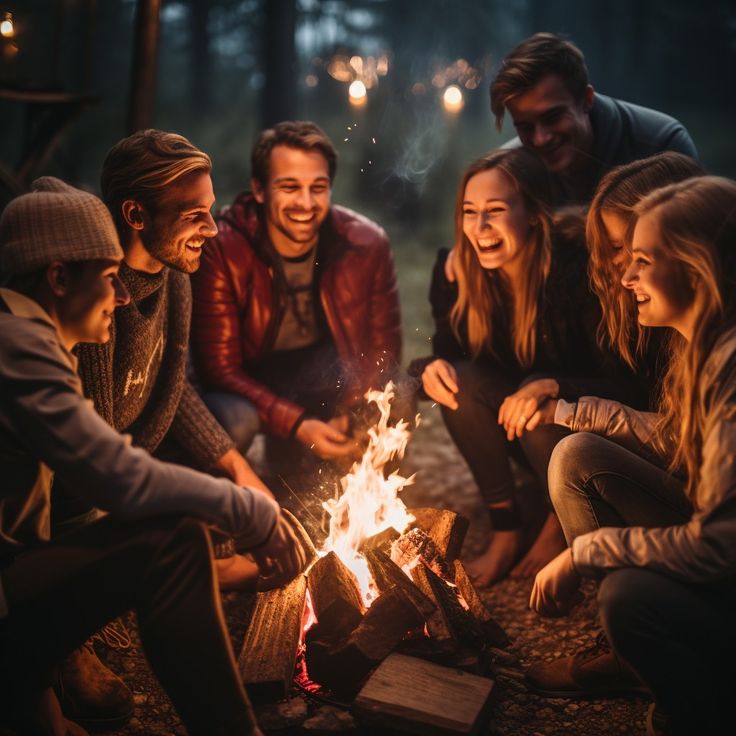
left=237, top=383, right=507, bottom=733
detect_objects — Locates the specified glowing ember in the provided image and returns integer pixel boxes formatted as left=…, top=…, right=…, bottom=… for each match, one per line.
left=321, top=381, right=415, bottom=603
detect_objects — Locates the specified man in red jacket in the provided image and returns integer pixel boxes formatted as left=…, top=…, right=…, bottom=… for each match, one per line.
left=190, top=121, right=402, bottom=495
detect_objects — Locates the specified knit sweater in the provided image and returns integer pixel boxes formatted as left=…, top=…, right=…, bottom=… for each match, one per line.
left=76, top=262, right=233, bottom=469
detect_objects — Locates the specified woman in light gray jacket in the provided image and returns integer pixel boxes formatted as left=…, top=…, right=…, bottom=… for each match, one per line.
left=527, top=175, right=736, bottom=736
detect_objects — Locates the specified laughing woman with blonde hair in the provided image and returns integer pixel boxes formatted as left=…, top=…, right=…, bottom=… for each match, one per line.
left=412, top=147, right=639, bottom=585
left=529, top=176, right=736, bottom=734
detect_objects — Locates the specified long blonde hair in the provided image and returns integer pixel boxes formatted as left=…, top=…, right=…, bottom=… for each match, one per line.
left=450, top=148, right=555, bottom=368
left=586, top=153, right=703, bottom=368
left=636, top=177, right=736, bottom=504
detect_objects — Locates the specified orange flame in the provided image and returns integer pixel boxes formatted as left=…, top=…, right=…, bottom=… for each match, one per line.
left=321, top=381, right=415, bottom=603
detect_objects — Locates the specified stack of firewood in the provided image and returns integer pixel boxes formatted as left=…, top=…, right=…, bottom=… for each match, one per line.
left=238, top=507, right=508, bottom=704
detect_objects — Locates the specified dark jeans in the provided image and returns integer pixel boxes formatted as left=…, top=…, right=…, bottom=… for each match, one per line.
left=547, top=432, right=691, bottom=544
left=440, top=361, right=569, bottom=507
left=0, top=516, right=258, bottom=736
left=599, top=569, right=735, bottom=735
left=549, top=432, right=732, bottom=733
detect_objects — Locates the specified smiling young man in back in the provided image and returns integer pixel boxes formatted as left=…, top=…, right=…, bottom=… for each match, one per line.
left=491, top=33, right=698, bottom=205
left=190, top=121, right=402, bottom=498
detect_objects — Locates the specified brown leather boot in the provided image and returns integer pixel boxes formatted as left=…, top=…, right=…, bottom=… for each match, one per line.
left=56, top=642, right=133, bottom=731
left=525, top=631, right=650, bottom=698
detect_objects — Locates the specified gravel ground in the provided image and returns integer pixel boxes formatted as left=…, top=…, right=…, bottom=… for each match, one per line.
left=96, top=402, right=650, bottom=736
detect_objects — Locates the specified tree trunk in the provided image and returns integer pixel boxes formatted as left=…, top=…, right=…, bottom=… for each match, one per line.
left=128, top=0, right=161, bottom=133
left=261, top=0, right=297, bottom=128
left=188, top=0, right=211, bottom=114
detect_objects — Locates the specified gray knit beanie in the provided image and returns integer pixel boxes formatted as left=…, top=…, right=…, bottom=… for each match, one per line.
left=0, top=176, right=123, bottom=277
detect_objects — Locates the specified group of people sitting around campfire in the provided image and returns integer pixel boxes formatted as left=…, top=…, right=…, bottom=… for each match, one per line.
left=0, top=30, right=731, bottom=736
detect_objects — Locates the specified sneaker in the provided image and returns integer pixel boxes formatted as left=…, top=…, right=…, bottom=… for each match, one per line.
left=56, top=642, right=134, bottom=731
left=525, top=631, right=649, bottom=698
left=646, top=703, right=668, bottom=736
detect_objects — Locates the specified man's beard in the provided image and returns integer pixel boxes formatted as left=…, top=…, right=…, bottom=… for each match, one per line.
left=140, top=223, right=197, bottom=274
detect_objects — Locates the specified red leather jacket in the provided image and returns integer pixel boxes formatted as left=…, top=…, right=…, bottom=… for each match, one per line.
left=190, top=193, right=402, bottom=438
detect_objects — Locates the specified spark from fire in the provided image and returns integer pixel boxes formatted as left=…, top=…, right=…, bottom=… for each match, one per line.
left=321, top=381, right=415, bottom=603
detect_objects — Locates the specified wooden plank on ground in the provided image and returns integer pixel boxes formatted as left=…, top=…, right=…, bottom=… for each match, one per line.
left=238, top=574, right=307, bottom=702
left=353, top=652, right=494, bottom=735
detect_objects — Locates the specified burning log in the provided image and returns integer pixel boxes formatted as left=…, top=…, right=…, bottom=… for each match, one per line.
left=307, top=551, right=365, bottom=644
left=358, top=526, right=400, bottom=555
left=364, top=548, right=436, bottom=619
left=353, top=652, right=494, bottom=735
left=306, top=585, right=425, bottom=696
left=452, top=560, right=510, bottom=648
left=411, top=563, right=485, bottom=646
left=238, top=574, right=308, bottom=702
left=408, top=507, right=469, bottom=562
left=392, top=527, right=452, bottom=579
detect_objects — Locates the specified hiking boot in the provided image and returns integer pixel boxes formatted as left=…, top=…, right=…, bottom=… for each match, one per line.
left=646, top=702, right=668, bottom=736
left=525, top=631, right=649, bottom=698
left=56, top=642, right=133, bottom=731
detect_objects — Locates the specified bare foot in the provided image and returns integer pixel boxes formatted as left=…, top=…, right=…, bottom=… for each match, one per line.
left=467, top=529, right=522, bottom=586
left=215, top=553, right=260, bottom=592
left=510, top=511, right=566, bottom=578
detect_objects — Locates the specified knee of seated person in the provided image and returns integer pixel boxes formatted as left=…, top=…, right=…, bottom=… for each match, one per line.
left=548, top=433, right=598, bottom=504
left=452, top=361, right=509, bottom=407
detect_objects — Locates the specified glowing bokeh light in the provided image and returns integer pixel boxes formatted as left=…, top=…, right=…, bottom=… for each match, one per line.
left=443, top=84, right=464, bottom=113
left=349, top=79, right=367, bottom=106
left=0, top=15, right=14, bottom=38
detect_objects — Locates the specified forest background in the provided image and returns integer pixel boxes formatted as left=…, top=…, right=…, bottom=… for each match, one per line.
left=2, top=0, right=735, bottom=359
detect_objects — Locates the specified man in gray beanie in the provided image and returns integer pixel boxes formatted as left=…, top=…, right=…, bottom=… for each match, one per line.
left=0, top=177, right=305, bottom=736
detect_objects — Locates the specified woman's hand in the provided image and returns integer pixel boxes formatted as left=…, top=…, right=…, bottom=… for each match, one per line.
left=498, top=378, right=559, bottom=440
left=529, top=547, right=582, bottom=617
left=421, top=359, right=459, bottom=410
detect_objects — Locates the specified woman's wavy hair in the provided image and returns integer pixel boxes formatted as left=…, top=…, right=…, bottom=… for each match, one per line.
left=450, top=148, right=562, bottom=368
left=586, top=152, right=703, bottom=368
left=638, top=177, right=736, bottom=505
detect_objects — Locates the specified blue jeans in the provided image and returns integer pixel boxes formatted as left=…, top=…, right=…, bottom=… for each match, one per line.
left=547, top=432, right=691, bottom=544
left=202, top=393, right=261, bottom=456
left=549, top=432, right=733, bottom=733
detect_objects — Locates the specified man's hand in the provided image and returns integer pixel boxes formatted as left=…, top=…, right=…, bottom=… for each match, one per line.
left=251, top=511, right=309, bottom=591
left=215, top=447, right=274, bottom=499
left=529, top=548, right=583, bottom=617
left=498, top=378, right=559, bottom=441
left=421, top=359, right=459, bottom=410
left=296, top=417, right=354, bottom=459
